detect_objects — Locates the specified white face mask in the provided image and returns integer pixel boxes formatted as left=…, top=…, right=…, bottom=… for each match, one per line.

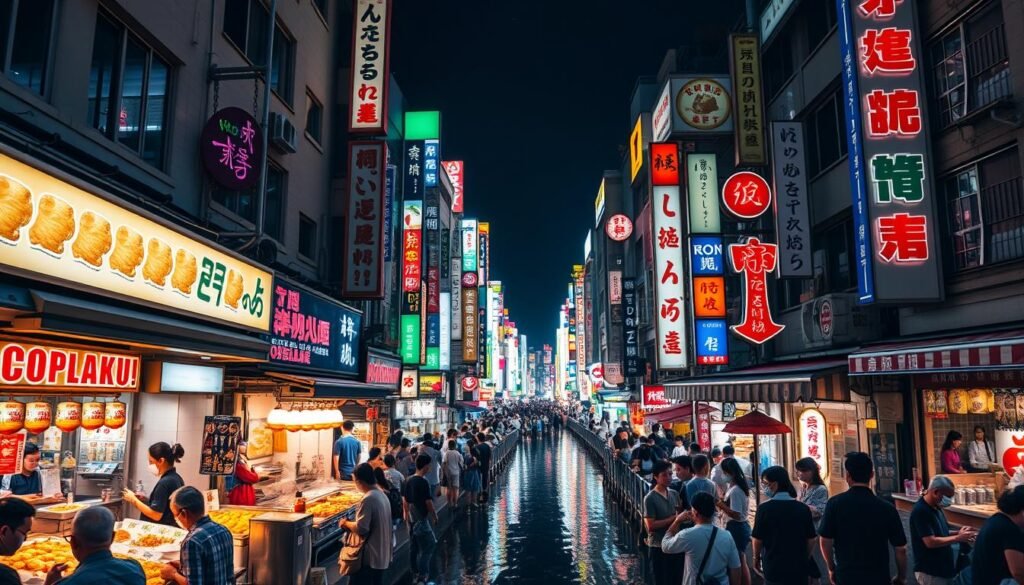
left=148, top=463, right=160, bottom=476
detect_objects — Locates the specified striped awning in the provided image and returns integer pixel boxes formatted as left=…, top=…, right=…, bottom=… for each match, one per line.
left=663, top=358, right=849, bottom=403
left=848, top=329, right=1024, bottom=375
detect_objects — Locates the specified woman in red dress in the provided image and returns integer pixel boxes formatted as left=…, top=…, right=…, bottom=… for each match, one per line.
left=229, top=441, right=260, bottom=506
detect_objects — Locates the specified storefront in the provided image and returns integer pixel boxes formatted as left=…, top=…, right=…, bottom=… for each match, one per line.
left=848, top=329, right=1024, bottom=527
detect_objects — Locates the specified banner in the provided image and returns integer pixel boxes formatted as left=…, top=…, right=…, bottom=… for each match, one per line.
left=0, top=342, right=139, bottom=390
left=729, top=34, right=766, bottom=165
left=268, top=280, right=361, bottom=374
left=342, top=142, right=386, bottom=298
left=348, top=0, right=391, bottom=133
left=771, top=122, right=813, bottom=277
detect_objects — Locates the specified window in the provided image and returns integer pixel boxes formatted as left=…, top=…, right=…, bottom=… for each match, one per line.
left=223, top=0, right=295, bottom=104
left=88, top=12, right=171, bottom=169
left=930, top=2, right=1011, bottom=128
left=304, top=91, right=322, bottom=145
left=943, top=147, right=1023, bottom=271
left=211, top=164, right=286, bottom=242
left=805, top=90, right=847, bottom=177
left=0, top=0, right=55, bottom=95
left=763, top=33, right=794, bottom=100
left=298, top=214, right=317, bottom=260
left=804, top=0, right=837, bottom=52
left=782, top=219, right=854, bottom=308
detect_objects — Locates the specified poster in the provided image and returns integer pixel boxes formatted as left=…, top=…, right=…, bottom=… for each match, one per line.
left=870, top=432, right=898, bottom=497
left=0, top=433, right=26, bottom=475
left=200, top=416, right=241, bottom=476
left=246, top=418, right=273, bottom=460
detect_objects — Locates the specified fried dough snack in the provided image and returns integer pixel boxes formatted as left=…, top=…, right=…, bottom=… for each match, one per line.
left=224, top=269, right=244, bottom=308
left=71, top=211, right=112, bottom=267
left=142, top=237, right=172, bottom=286
left=29, top=194, right=75, bottom=254
left=0, top=175, right=32, bottom=242
left=109, top=225, right=144, bottom=278
left=171, top=249, right=198, bottom=294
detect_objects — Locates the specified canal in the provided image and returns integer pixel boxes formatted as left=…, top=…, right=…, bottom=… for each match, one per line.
left=401, top=428, right=653, bottom=584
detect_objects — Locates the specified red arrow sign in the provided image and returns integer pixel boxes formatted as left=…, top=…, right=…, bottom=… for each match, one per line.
left=728, top=237, right=785, bottom=344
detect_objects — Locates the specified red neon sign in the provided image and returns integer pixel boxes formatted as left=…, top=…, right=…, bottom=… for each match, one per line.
left=728, top=237, right=785, bottom=344
left=722, top=171, right=772, bottom=219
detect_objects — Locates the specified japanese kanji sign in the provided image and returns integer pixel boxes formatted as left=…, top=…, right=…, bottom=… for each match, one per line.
left=383, top=164, right=396, bottom=262
left=574, top=266, right=588, bottom=386
left=729, top=34, right=767, bottom=165
left=652, top=153, right=688, bottom=370
left=693, top=277, right=726, bottom=318
left=695, top=320, right=729, bottom=365
left=348, top=0, right=391, bottom=134
left=401, top=201, right=422, bottom=293
left=462, top=286, right=478, bottom=363
left=641, top=384, right=669, bottom=408
left=686, top=154, right=722, bottom=233
left=651, top=143, right=681, bottom=187
left=623, top=278, right=640, bottom=377
left=267, top=279, right=361, bottom=375
left=722, top=171, right=772, bottom=219
left=443, top=161, right=464, bottom=213
left=440, top=291, right=451, bottom=371
left=200, top=107, right=262, bottom=191
left=403, top=140, right=426, bottom=200
left=673, top=77, right=734, bottom=133
left=651, top=81, right=673, bottom=142
left=424, top=140, right=440, bottom=188
left=690, top=237, right=728, bottom=364
left=690, top=237, right=725, bottom=276
left=728, top=237, right=785, bottom=344
left=838, top=0, right=942, bottom=303
left=798, top=408, right=828, bottom=478
left=461, top=219, right=478, bottom=273
left=605, top=214, right=633, bottom=242
left=342, top=142, right=386, bottom=298
left=450, top=230, right=462, bottom=341
left=771, top=122, right=813, bottom=277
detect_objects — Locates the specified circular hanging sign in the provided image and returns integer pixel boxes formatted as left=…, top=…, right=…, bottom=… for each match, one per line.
left=722, top=171, right=772, bottom=219
left=818, top=299, right=834, bottom=339
left=461, top=376, right=479, bottom=392
left=605, top=214, right=633, bottom=242
left=200, top=107, right=263, bottom=191
left=676, top=78, right=732, bottom=131
left=462, top=272, right=478, bottom=288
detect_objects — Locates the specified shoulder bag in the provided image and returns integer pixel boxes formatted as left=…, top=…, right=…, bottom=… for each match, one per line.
left=695, top=526, right=719, bottom=585
left=339, top=530, right=365, bottom=576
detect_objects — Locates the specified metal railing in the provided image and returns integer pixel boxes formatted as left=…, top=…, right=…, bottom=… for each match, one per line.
left=566, top=418, right=650, bottom=523
left=487, top=428, right=520, bottom=481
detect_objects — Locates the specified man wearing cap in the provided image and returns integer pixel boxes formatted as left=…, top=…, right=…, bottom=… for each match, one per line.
left=910, top=476, right=976, bottom=585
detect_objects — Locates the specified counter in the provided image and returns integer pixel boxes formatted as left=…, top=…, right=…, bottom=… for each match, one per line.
left=892, top=493, right=997, bottom=529
left=30, top=498, right=124, bottom=536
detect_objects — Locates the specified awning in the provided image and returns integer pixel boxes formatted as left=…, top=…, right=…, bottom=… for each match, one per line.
left=453, top=401, right=487, bottom=413
left=266, top=371, right=398, bottom=399
left=664, top=357, right=849, bottom=403
left=645, top=402, right=717, bottom=424
left=13, top=289, right=268, bottom=361
left=848, top=329, right=1024, bottom=375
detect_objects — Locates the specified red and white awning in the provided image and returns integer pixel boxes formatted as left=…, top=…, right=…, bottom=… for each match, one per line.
left=848, top=329, right=1024, bottom=375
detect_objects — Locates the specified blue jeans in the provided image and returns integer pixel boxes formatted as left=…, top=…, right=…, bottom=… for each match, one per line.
left=410, top=521, right=436, bottom=576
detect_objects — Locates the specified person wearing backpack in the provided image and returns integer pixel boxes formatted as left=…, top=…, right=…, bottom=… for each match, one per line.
left=662, top=492, right=741, bottom=585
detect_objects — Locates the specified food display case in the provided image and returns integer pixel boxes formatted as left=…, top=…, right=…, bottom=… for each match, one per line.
left=32, top=499, right=123, bottom=536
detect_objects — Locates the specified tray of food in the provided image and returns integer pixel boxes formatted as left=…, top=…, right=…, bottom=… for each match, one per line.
left=208, top=505, right=287, bottom=540
left=35, top=500, right=98, bottom=520
left=0, top=536, right=170, bottom=585
left=111, top=518, right=186, bottom=558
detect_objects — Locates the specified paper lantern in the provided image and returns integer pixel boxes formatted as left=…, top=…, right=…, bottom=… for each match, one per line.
left=923, top=390, right=936, bottom=416
left=81, top=402, right=106, bottom=430
left=284, top=410, right=302, bottom=432
left=933, top=390, right=949, bottom=419
left=104, top=401, right=127, bottom=429
left=968, top=389, right=990, bottom=414
left=948, top=389, right=969, bottom=415
left=266, top=408, right=287, bottom=431
left=0, top=402, right=25, bottom=435
left=56, top=402, right=82, bottom=432
left=299, top=409, right=316, bottom=432
left=24, top=402, right=52, bottom=434
left=988, top=390, right=996, bottom=413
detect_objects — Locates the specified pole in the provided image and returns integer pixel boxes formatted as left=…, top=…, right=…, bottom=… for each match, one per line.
left=753, top=433, right=761, bottom=506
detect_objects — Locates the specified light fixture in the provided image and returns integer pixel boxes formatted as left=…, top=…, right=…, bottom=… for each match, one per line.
left=865, top=398, right=879, bottom=430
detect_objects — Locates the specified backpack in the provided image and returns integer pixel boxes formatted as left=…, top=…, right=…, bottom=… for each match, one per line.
left=386, top=486, right=403, bottom=521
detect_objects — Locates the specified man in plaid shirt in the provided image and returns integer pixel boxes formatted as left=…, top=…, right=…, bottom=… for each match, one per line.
left=160, top=486, right=235, bottom=585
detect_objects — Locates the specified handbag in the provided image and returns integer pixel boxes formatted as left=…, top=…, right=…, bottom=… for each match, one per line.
left=338, top=531, right=365, bottom=576
left=695, top=527, right=719, bottom=585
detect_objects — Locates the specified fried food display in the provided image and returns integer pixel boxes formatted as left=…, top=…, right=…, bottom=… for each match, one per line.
left=0, top=175, right=32, bottom=242
left=131, top=533, right=177, bottom=548
left=307, top=491, right=362, bottom=518
left=142, top=237, right=172, bottom=286
left=224, top=269, right=244, bottom=308
left=109, top=225, right=144, bottom=278
left=71, top=211, right=112, bottom=267
left=114, top=529, right=131, bottom=543
left=40, top=502, right=87, bottom=513
left=171, top=248, right=197, bottom=294
left=208, top=508, right=262, bottom=537
left=29, top=193, right=75, bottom=255
left=0, top=538, right=78, bottom=575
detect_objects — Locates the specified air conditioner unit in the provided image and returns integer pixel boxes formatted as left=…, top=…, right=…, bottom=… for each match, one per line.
left=269, top=112, right=297, bottom=154
left=800, top=292, right=883, bottom=348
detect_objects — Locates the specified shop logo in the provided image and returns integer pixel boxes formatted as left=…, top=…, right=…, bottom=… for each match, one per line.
left=722, top=171, right=772, bottom=219
left=461, top=376, right=479, bottom=392
left=462, top=272, right=478, bottom=287
left=605, top=214, right=633, bottom=242
left=676, top=79, right=732, bottom=131
left=819, top=299, right=834, bottom=339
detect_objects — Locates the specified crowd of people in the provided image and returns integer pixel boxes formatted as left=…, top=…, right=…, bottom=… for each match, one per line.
left=575, top=412, right=1024, bottom=585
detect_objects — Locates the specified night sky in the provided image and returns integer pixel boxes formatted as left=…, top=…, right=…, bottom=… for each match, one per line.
left=390, top=1, right=737, bottom=348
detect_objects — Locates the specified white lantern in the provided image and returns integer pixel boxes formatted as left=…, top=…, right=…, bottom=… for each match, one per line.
left=267, top=408, right=287, bottom=431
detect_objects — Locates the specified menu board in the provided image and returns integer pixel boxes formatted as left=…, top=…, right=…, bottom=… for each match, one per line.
left=871, top=432, right=898, bottom=497
left=0, top=433, right=26, bottom=475
left=200, top=416, right=241, bottom=476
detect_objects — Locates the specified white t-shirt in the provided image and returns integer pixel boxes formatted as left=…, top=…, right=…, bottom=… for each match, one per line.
left=662, top=524, right=740, bottom=585
left=671, top=446, right=688, bottom=458
left=724, top=485, right=749, bottom=523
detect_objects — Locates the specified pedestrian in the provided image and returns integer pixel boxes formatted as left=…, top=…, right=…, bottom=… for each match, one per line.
left=160, top=486, right=235, bottom=585
left=970, top=484, right=1024, bottom=585
left=689, top=443, right=702, bottom=457
left=443, top=440, right=464, bottom=510
left=966, top=425, right=996, bottom=472
left=403, top=454, right=439, bottom=585
left=632, top=440, right=657, bottom=477
left=611, top=428, right=630, bottom=458
left=383, top=455, right=404, bottom=492
left=940, top=431, right=967, bottom=474
left=0, top=497, right=37, bottom=585
left=339, top=464, right=393, bottom=585
left=123, top=442, right=185, bottom=527
left=711, top=444, right=748, bottom=496
left=396, top=438, right=414, bottom=477
left=48, top=507, right=145, bottom=584
left=818, top=451, right=907, bottom=585
left=462, top=439, right=482, bottom=508
left=670, top=455, right=694, bottom=504
left=672, top=436, right=688, bottom=458
left=418, top=434, right=442, bottom=498
left=686, top=454, right=717, bottom=504
left=227, top=441, right=259, bottom=506
left=662, top=492, right=741, bottom=585
left=333, top=420, right=362, bottom=480
left=751, top=465, right=817, bottom=585
left=795, top=457, right=828, bottom=522
left=644, top=461, right=682, bottom=585
left=715, top=457, right=751, bottom=585
left=366, top=447, right=385, bottom=470
left=910, top=475, right=975, bottom=585
left=475, top=432, right=493, bottom=502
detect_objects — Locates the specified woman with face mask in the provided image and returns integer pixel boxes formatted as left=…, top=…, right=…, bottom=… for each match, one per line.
left=122, top=442, right=184, bottom=526
left=751, top=466, right=818, bottom=585
left=0, top=443, right=64, bottom=503
left=715, top=457, right=752, bottom=585
left=228, top=441, right=259, bottom=506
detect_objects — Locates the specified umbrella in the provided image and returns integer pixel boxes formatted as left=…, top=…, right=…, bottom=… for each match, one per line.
left=646, top=402, right=718, bottom=424
left=722, top=410, right=792, bottom=505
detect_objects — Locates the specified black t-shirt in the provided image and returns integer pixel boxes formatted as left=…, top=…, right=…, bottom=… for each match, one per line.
left=612, top=435, right=629, bottom=450
left=402, top=474, right=432, bottom=520
left=818, top=486, right=907, bottom=585
left=7, top=471, right=42, bottom=496
left=972, top=512, right=1024, bottom=585
left=909, top=498, right=955, bottom=577
left=476, top=443, right=492, bottom=466
left=0, top=563, right=20, bottom=585
left=751, top=497, right=817, bottom=583
left=149, top=469, right=184, bottom=527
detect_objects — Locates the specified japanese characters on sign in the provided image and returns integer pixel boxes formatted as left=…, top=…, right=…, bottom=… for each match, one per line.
left=722, top=171, right=772, bottom=219
left=641, top=385, right=669, bottom=408
left=651, top=81, right=673, bottom=143
left=478, top=223, right=490, bottom=285
left=605, top=214, right=633, bottom=242
left=697, top=409, right=712, bottom=452
left=451, top=230, right=462, bottom=341
left=674, top=77, right=734, bottom=133
left=690, top=237, right=728, bottom=365
left=200, top=107, right=262, bottom=191
left=342, top=142, right=386, bottom=297
left=400, top=314, right=420, bottom=365
left=462, top=286, right=478, bottom=363
left=462, top=220, right=478, bottom=273
left=573, top=265, right=588, bottom=387
left=837, top=0, right=942, bottom=303
left=443, top=161, right=465, bottom=213
left=609, top=271, right=623, bottom=305
left=729, top=237, right=785, bottom=344
left=348, top=0, right=391, bottom=133
left=686, top=154, right=722, bottom=233
left=729, top=34, right=766, bottom=165
left=268, top=281, right=361, bottom=375
left=690, top=237, right=725, bottom=276
left=651, top=143, right=688, bottom=370
left=401, top=201, right=423, bottom=293
left=771, top=122, right=813, bottom=277
left=651, top=143, right=680, bottom=187
left=440, top=292, right=451, bottom=371
left=798, top=408, right=828, bottom=478
left=623, top=278, right=640, bottom=377
left=383, top=164, right=396, bottom=262
left=400, top=368, right=417, bottom=399
left=403, top=141, right=426, bottom=201
left=760, top=0, right=798, bottom=44
left=424, top=140, right=440, bottom=188
left=695, top=320, right=729, bottom=365
left=365, top=350, right=401, bottom=387
left=693, top=277, right=726, bottom=318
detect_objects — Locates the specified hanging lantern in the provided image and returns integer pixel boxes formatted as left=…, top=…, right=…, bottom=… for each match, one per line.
left=923, top=390, right=936, bottom=417
left=104, top=401, right=127, bottom=429
left=285, top=410, right=302, bottom=433
left=0, top=401, right=25, bottom=435
left=988, top=389, right=996, bottom=413
left=81, top=402, right=106, bottom=430
left=24, top=402, right=52, bottom=434
left=948, top=389, right=969, bottom=415
left=968, top=389, right=990, bottom=414
left=312, top=409, right=330, bottom=430
left=267, top=407, right=287, bottom=431
left=56, top=401, right=82, bottom=432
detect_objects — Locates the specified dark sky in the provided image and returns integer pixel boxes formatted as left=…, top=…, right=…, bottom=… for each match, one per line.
left=390, top=1, right=735, bottom=348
